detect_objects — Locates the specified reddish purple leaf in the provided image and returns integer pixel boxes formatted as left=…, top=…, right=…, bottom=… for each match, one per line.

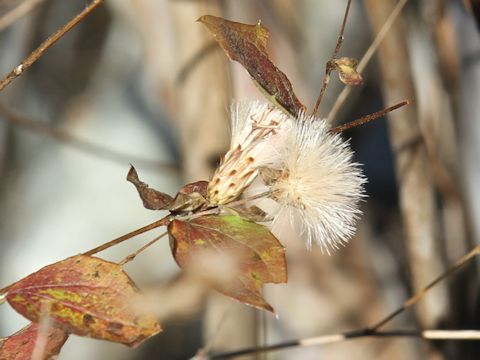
left=199, top=15, right=306, bottom=117
left=0, top=322, right=68, bottom=360
left=6, top=255, right=161, bottom=347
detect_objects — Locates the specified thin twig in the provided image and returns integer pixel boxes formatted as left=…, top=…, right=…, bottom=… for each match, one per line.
left=82, top=215, right=171, bottom=257
left=119, top=231, right=168, bottom=265
left=0, top=192, right=269, bottom=299
left=204, top=244, right=480, bottom=358
left=331, top=99, right=410, bottom=133
left=0, top=0, right=104, bottom=93
left=0, top=192, right=271, bottom=298
left=311, top=0, right=352, bottom=116
left=208, top=329, right=480, bottom=359
left=369, top=244, right=480, bottom=330
left=327, top=0, right=407, bottom=123
left=194, top=308, right=233, bottom=358
left=0, top=0, right=47, bottom=32
left=0, top=104, right=179, bottom=172
left=0, top=214, right=172, bottom=299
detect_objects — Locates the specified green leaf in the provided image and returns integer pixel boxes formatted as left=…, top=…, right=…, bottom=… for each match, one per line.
left=168, top=215, right=287, bottom=312
left=6, top=255, right=161, bottom=347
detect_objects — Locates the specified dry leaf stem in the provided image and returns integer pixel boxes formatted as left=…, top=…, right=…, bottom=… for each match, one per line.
left=204, top=243, right=480, bottom=358
left=119, top=231, right=169, bottom=265
left=82, top=216, right=171, bottom=257
left=208, top=329, right=480, bottom=359
left=311, top=0, right=352, bottom=116
left=0, top=0, right=104, bottom=93
left=331, top=99, right=410, bottom=133
left=327, top=0, right=407, bottom=123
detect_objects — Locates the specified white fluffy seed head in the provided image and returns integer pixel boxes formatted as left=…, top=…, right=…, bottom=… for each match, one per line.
left=208, top=100, right=365, bottom=252
left=265, top=113, right=366, bottom=252
left=207, top=101, right=291, bottom=204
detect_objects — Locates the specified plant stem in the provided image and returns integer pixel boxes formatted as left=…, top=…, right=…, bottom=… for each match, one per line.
left=208, top=328, right=480, bottom=359
left=369, top=244, right=480, bottom=330
left=330, top=99, right=410, bottom=133
left=327, top=0, right=407, bottom=123
left=0, top=0, right=104, bottom=93
left=204, top=244, right=480, bottom=358
left=119, top=231, right=168, bottom=265
left=83, top=215, right=171, bottom=257
left=311, top=0, right=352, bottom=116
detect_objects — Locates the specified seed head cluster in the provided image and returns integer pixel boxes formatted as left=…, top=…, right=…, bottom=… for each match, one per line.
left=207, top=101, right=366, bottom=252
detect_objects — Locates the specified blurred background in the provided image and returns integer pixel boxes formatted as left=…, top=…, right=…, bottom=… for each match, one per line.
left=0, top=0, right=479, bottom=359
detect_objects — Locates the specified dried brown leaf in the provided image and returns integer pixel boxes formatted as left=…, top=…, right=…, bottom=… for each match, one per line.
left=127, top=165, right=173, bottom=210
left=6, top=255, right=161, bottom=347
left=168, top=215, right=287, bottom=312
left=199, top=15, right=305, bottom=116
left=329, top=57, right=363, bottom=86
left=168, top=180, right=209, bottom=213
left=0, top=323, right=68, bottom=360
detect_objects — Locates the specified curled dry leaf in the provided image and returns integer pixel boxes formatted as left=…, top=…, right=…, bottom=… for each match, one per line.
left=199, top=15, right=306, bottom=117
left=127, top=165, right=173, bottom=210
left=329, top=57, right=363, bottom=86
left=168, top=215, right=287, bottom=312
left=178, top=180, right=209, bottom=198
left=169, top=181, right=209, bottom=213
left=6, top=255, right=161, bottom=347
left=0, top=322, right=68, bottom=360
left=128, top=165, right=209, bottom=213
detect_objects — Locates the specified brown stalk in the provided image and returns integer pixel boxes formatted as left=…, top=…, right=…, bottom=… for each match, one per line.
left=205, top=244, right=480, bottom=359
left=82, top=215, right=171, bottom=257
left=311, top=0, right=352, bottom=116
left=119, top=231, right=169, bottom=265
left=0, top=215, right=171, bottom=300
left=208, top=329, right=480, bottom=359
left=331, top=100, right=410, bottom=133
left=327, top=0, right=407, bottom=123
left=0, top=0, right=104, bottom=93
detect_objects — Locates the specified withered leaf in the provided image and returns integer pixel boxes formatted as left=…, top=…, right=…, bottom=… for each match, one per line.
left=223, top=205, right=272, bottom=223
left=178, top=180, right=209, bottom=198
left=168, top=180, right=209, bottom=213
left=0, top=323, right=68, bottom=360
left=329, top=57, right=363, bottom=86
left=199, top=15, right=305, bottom=117
left=127, top=165, right=173, bottom=210
left=6, top=255, right=161, bottom=347
left=168, top=215, right=287, bottom=312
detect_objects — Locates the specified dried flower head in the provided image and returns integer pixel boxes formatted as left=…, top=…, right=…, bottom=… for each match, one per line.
left=263, top=114, right=366, bottom=252
left=208, top=101, right=291, bottom=204
left=208, top=100, right=365, bottom=252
